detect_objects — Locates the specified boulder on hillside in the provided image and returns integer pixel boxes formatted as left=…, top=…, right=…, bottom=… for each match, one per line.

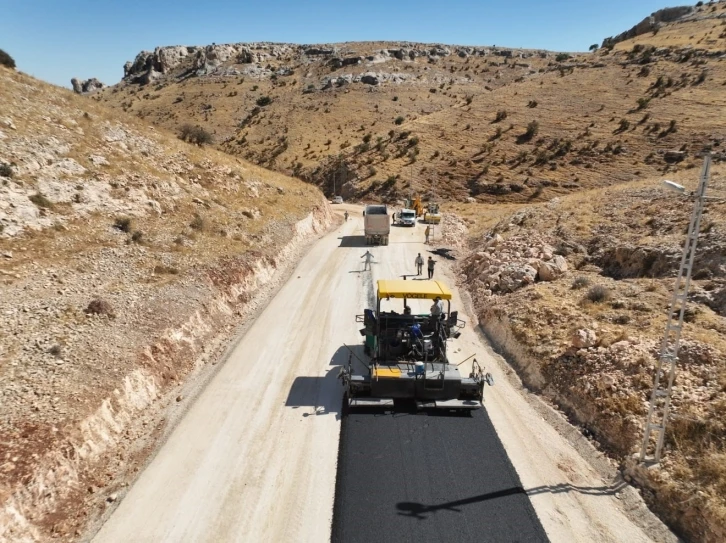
left=360, top=73, right=379, bottom=85
left=538, top=254, right=568, bottom=281
left=497, top=264, right=537, bottom=293
left=571, top=329, right=598, bottom=349
left=664, top=150, right=687, bottom=164
left=70, top=77, right=105, bottom=94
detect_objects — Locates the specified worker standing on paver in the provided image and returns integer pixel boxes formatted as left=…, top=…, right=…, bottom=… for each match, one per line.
left=425, top=225, right=431, bottom=244
left=430, top=296, right=444, bottom=318
left=427, top=256, right=436, bottom=279
left=361, top=250, right=374, bottom=271
left=415, top=253, right=424, bottom=275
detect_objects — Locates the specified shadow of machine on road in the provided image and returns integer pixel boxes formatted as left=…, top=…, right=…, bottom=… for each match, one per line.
left=285, top=345, right=367, bottom=419
left=338, top=235, right=368, bottom=248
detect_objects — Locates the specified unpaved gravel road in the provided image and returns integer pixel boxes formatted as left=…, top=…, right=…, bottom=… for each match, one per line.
left=93, top=206, right=674, bottom=543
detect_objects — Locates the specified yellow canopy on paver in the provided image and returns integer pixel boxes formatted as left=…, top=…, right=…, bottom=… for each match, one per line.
left=376, top=279, right=452, bottom=300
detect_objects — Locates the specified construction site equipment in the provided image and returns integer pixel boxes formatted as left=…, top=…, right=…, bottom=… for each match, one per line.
left=396, top=208, right=416, bottom=227
left=423, top=202, right=441, bottom=224
left=363, top=204, right=390, bottom=245
left=640, top=154, right=711, bottom=464
left=339, top=279, right=492, bottom=411
left=405, top=196, right=424, bottom=217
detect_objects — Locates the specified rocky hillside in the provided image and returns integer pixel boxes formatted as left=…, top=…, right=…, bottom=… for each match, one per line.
left=453, top=164, right=726, bottom=542
left=0, top=66, right=333, bottom=542
left=94, top=2, right=726, bottom=203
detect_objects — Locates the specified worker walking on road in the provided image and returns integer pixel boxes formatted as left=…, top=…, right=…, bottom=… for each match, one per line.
left=427, top=256, right=436, bottom=279
left=425, top=225, right=431, bottom=244
left=344, top=210, right=349, bottom=222
left=415, top=253, right=424, bottom=275
left=361, top=250, right=374, bottom=271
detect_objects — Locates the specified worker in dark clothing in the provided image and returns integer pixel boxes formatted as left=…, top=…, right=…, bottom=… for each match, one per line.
left=427, top=256, right=436, bottom=279
left=344, top=210, right=349, bottom=222
left=361, top=250, right=374, bottom=271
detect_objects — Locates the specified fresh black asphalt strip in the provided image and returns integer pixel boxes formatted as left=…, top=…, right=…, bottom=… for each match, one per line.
left=332, top=407, right=549, bottom=543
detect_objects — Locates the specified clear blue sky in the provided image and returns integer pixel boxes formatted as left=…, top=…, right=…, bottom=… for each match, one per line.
left=1, top=0, right=677, bottom=88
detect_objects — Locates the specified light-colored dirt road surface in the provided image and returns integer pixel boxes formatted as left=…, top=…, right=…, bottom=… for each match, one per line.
left=93, top=205, right=673, bottom=543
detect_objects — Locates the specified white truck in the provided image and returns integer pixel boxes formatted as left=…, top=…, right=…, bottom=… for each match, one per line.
left=395, top=208, right=416, bottom=227
left=363, top=204, right=390, bottom=245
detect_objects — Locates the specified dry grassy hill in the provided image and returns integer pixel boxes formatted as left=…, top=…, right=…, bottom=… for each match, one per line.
left=94, top=2, right=726, bottom=204
left=0, top=66, right=332, bottom=541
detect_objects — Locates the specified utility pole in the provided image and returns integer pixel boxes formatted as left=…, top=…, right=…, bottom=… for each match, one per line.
left=333, top=156, right=337, bottom=198
left=639, top=153, right=712, bottom=464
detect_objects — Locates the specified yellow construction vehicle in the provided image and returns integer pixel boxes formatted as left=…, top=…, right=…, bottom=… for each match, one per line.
left=405, top=195, right=424, bottom=218
left=424, top=202, right=441, bottom=224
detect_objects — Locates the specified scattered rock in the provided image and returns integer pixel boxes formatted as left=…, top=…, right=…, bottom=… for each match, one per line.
left=572, top=329, right=598, bottom=349
left=538, top=255, right=568, bottom=281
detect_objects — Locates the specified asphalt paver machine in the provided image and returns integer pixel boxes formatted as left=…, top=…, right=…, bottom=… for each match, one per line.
left=339, top=279, right=493, bottom=411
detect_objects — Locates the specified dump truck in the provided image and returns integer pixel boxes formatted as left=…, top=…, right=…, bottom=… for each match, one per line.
left=339, top=279, right=492, bottom=411
left=423, top=202, right=441, bottom=224
left=363, top=204, right=390, bottom=245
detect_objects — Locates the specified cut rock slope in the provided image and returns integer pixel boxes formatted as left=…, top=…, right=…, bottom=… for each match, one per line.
left=0, top=66, right=333, bottom=542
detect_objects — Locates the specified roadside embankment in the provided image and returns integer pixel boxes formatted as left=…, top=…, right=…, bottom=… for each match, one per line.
left=452, top=182, right=726, bottom=542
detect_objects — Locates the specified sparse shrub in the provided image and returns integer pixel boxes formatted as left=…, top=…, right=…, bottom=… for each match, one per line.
left=363, top=133, right=372, bottom=143
left=0, top=49, right=16, bottom=69
left=555, top=53, right=571, bottom=62
left=613, top=314, right=631, bottom=325
left=0, top=163, right=13, bottom=177
left=154, top=265, right=180, bottom=275
left=190, top=214, right=205, bottom=231
left=494, top=110, right=507, bottom=123
left=394, top=116, right=405, bottom=125
left=521, top=120, right=539, bottom=142
left=85, top=298, right=115, bottom=318
left=256, top=95, right=272, bottom=106
left=29, top=192, right=53, bottom=209
left=586, top=285, right=611, bottom=303
left=48, top=344, right=62, bottom=357
left=178, top=124, right=213, bottom=145
left=527, top=100, right=538, bottom=108
left=466, top=96, right=473, bottom=105
left=392, top=96, right=399, bottom=101
left=636, top=97, right=650, bottom=110
left=589, top=44, right=599, bottom=52
left=572, top=275, right=590, bottom=290
left=615, top=118, right=630, bottom=133
left=131, top=230, right=144, bottom=243
left=251, top=85, right=258, bottom=91
left=114, top=217, right=132, bottom=232
left=340, top=140, right=350, bottom=149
